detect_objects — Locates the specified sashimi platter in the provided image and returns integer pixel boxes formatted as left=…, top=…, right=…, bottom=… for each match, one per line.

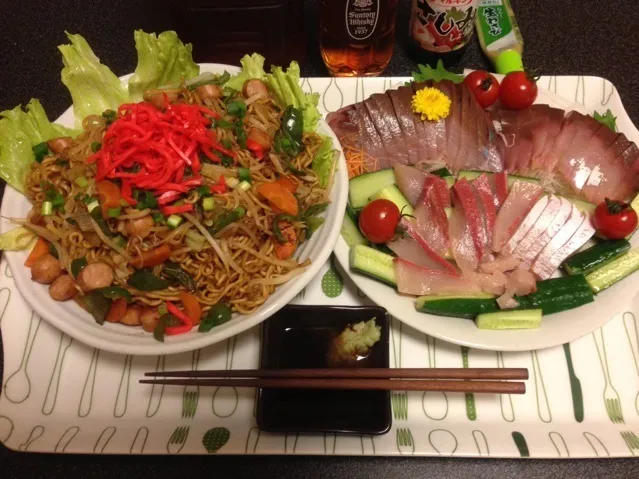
left=330, top=69, right=639, bottom=350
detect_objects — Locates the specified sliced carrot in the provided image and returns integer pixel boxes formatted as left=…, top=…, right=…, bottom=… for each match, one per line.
left=131, top=244, right=172, bottom=269
left=24, top=237, right=50, bottom=268
left=275, top=176, right=298, bottom=194
left=258, top=182, right=298, bottom=216
left=274, top=224, right=297, bottom=260
left=106, top=298, right=128, bottom=323
left=179, top=291, right=202, bottom=325
left=96, top=180, right=122, bottom=219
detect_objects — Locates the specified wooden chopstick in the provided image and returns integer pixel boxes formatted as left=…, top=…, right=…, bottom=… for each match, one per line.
left=139, top=377, right=526, bottom=394
left=144, top=367, right=529, bottom=381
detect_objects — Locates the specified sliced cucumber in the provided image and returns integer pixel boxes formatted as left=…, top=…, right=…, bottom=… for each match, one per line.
left=507, top=175, right=540, bottom=188
left=349, top=244, right=396, bottom=286
left=416, top=293, right=498, bottom=319
left=457, top=170, right=482, bottom=182
left=369, top=185, right=413, bottom=216
left=443, top=176, right=456, bottom=188
left=349, top=168, right=396, bottom=209
left=430, top=168, right=452, bottom=177
left=585, top=249, right=639, bottom=293
left=475, top=309, right=543, bottom=330
left=341, top=213, right=367, bottom=247
left=564, top=239, right=631, bottom=276
left=515, top=275, right=594, bottom=315
left=345, top=203, right=359, bottom=223
left=629, top=193, right=639, bottom=238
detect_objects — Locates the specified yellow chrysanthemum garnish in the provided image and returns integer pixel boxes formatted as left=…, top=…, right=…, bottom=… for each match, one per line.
left=411, top=87, right=451, bottom=121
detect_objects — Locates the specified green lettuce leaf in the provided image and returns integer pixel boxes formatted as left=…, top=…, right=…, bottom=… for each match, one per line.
left=128, top=30, right=200, bottom=101
left=0, top=99, right=76, bottom=192
left=411, top=60, right=463, bottom=84
left=312, top=135, right=337, bottom=188
left=224, top=53, right=267, bottom=91
left=265, top=61, right=320, bottom=132
left=594, top=109, right=617, bottom=132
left=0, top=227, right=36, bottom=251
left=59, top=32, right=129, bottom=127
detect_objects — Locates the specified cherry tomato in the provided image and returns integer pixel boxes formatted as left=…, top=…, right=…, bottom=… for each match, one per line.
left=592, top=198, right=638, bottom=239
left=358, top=199, right=401, bottom=244
left=464, top=70, right=500, bottom=108
left=499, top=71, right=538, bottom=110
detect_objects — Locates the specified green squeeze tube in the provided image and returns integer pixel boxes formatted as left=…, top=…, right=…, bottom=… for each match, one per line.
left=475, top=0, right=525, bottom=74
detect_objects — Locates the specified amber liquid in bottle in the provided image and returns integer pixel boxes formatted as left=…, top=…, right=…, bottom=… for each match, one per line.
left=320, top=0, right=399, bottom=77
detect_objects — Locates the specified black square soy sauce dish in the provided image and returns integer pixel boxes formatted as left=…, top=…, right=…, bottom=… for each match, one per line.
left=257, top=304, right=392, bottom=435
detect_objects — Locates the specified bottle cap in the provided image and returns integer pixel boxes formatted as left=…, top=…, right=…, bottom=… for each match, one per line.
left=495, top=49, right=524, bottom=75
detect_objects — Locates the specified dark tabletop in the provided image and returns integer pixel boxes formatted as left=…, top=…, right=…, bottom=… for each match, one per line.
left=1, top=0, right=639, bottom=477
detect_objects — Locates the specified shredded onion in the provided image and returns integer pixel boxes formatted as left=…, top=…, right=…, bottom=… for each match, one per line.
left=89, top=217, right=132, bottom=261
left=8, top=218, right=60, bottom=242
left=183, top=212, right=242, bottom=274
left=250, top=266, right=306, bottom=286
left=201, top=163, right=237, bottom=179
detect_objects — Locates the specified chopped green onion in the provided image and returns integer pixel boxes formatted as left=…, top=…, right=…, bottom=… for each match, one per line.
left=158, top=304, right=168, bottom=315
left=151, top=212, right=165, bottom=224
left=220, top=138, right=233, bottom=149
left=41, top=201, right=53, bottom=216
left=238, top=180, right=251, bottom=192
left=227, top=100, right=247, bottom=118
left=120, top=199, right=130, bottom=207
left=238, top=167, right=252, bottom=183
left=226, top=177, right=240, bottom=189
left=32, top=142, right=50, bottom=163
left=167, top=214, right=182, bottom=229
left=45, top=188, right=65, bottom=210
left=221, top=155, right=233, bottom=167
left=136, top=191, right=158, bottom=210
left=107, top=207, right=121, bottom=218
left=185, top=230, right=207, bottom=251
left=75, top=176, right=89, bottom=188
left=102, top=109, right=117, bottom=124
left=196, top=185, right=211, bottom=198
left=202, top=197, right=215, bottom=211
left=87, top=200, right=100, bottom=213
left=212, top=118, right=234, bottom=129
left=114, top=235, right=127, bottom=248
left=91, top=141, right=102, bottom=153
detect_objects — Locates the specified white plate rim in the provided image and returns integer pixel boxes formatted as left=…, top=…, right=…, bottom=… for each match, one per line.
left=0, top=63, right=349, bottom=356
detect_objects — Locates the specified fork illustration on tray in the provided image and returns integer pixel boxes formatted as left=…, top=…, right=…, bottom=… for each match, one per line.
left=592, top=328, right=624, bottom=423
left=396, top=427, right=415, bottom=456
left=622, top=312, right=639, bottom=417
left=182, top=350, right=201, bottom=419
left=167, top=425, right=190, bottom=454
left=621, top=431, right=639, bottom=455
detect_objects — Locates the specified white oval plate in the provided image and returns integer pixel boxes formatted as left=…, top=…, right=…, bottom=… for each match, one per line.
left=334, top=85, right=639, bottom=351
left=0, top=63, right=348, bottom=356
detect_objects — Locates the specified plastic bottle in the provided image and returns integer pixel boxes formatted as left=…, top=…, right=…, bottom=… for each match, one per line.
left=475, top=0, right=524, bottom=74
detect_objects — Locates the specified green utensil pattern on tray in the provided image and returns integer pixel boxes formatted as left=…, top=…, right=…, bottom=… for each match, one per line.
left=621, top=431, right=639, bottom=455
left=512, top=431, right=529, bottom=457
left=622, top=312, right=639, bottom=417
left=531, top=350, right=552, bottom=423
left=592, top=328, right=624, bottom=423
left=202, top=427, right=230, bottom=454
left=321, top=254, right=343, bottom=298
left=396, top=428, right=415, bottom=455
left=182, top=350, right=200, bottom=419
left=563, top=343, right=584, bottom=422
left=167, top=425, right=190, bottom=454
left=460, top=347, right=476, bottom=421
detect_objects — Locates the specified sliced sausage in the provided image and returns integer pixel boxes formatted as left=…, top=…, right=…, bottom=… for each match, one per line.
left=49, top=274, right=78, bottom=301
left=76, top=262, right=114, bottom=292
left=140, top=307, right=161, bottom=333
left=144, top=91, right=178, bottom=110
left=242, top=79, right=269, bottom=100
left=195, top=84, right=222, bottom=101
left=247, top=127, right=272, bottom=152
left=126, top=215, right=154, bottom=239
left=47, top=137, right=73, bottom=154
left=120, top=306, right=142, bottom=326
left=31, top=253, right=63, bottom=284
